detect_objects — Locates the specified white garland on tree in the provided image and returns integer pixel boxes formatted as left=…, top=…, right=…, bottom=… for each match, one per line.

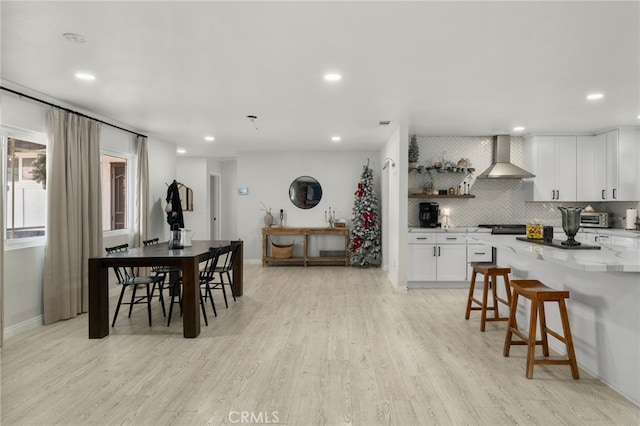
left=349, top=160, right=381, bottom=266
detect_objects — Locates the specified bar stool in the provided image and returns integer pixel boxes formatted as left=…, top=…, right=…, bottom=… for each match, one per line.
left=503, top=279, right=579, bottom=379
left=464, top=262, right=512, bottom=331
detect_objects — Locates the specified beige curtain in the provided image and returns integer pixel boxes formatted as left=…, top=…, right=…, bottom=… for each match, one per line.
left=134, top=135, right=149, bottom=247
left=0, top=140, right=4, bottom=346
left=43, top=109, right=102, bottom=324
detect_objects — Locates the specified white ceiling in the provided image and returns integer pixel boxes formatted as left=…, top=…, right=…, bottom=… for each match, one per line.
left=1, top=1, right=638, bottom=159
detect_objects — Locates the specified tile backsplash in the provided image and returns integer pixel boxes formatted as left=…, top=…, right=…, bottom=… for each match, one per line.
left=408, top=135, right=640, bottom=228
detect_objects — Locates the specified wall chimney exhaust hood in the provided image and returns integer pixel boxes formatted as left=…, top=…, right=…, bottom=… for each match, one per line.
left=477, top=135, right=535, bottom=179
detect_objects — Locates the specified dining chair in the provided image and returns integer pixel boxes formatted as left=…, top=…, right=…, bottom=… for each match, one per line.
left=106, top=243, right=166, bottom=327
left=143, top=236, right=181, bottom=317
left=167, top=246, right=223, bottom=327
left=207, top=240, right=241, bottom=308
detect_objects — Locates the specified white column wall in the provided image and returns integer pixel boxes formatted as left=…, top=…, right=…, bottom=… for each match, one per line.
left=236, top=151, right=380, bottom=262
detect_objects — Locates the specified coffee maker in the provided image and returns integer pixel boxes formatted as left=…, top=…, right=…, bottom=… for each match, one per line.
left=419, top=202, right=440, bottom=228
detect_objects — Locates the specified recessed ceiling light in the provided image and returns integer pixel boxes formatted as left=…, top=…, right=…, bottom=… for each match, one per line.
left=324, top=73, right=342, bottom=82
left=176, top=148, right=186, bottom=154
left=331, top=136, right=341, bottom=142
left=75, top=72, right=95, bottom=81
left=513, top=126, right=525, bottom=132
left=586, top=93, right=604, bottom=100
left=63, top=33, right=86, bottom=43
left=204, top=136, right=215, bottom=142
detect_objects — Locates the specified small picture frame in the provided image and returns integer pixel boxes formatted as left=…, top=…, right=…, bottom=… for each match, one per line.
left=238, top=187, right=249, bottom=195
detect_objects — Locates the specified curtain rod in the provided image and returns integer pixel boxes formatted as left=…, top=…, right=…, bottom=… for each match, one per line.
left=0, top=86, right=147, bottom=139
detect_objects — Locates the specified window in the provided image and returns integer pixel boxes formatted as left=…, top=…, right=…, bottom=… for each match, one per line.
left=4, top=136, right=47, bottom=239
left=102, top=153, right=129, bottom=231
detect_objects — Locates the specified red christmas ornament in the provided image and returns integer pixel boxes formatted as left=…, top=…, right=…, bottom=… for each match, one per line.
left=355, top=183, right=364, bottom=198
left=351, top=237, right=362, bottom=252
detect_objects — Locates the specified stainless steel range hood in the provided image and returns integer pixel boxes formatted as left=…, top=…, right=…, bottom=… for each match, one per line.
left=476, top=135, right=535, bottom=179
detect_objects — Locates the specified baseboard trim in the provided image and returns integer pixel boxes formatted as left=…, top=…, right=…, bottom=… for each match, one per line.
left=4, top=315, right=43, bottom=340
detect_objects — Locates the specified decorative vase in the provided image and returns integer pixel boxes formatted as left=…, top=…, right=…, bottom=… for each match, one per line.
left=264, top=212, right=274, bottom=227
left=558, top=207, right=583, bottom=246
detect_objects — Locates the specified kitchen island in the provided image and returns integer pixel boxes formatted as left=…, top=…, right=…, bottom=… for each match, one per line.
left=467, top=233, right=640, bottom=406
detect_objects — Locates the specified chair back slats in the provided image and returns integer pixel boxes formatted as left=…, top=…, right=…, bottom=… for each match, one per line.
left=201, top=247, right=224, bottom=284
left=216, top=245, right=233, bottom=272
left=225, top=240, right=241, bottom=272
left=143, top=237, right=160, bottom=247
left=105, top=244, right=133, bottom=284
left=141, top=237, right=167, bottom=273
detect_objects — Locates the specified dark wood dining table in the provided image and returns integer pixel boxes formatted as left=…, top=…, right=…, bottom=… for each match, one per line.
left=88, top=240, right=243, bottom=338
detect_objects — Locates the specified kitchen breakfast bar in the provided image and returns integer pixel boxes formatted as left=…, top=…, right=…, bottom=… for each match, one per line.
left=467, top=233, right=640, bottom=406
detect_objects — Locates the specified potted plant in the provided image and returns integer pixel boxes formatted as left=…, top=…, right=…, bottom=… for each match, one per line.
left=408, top=135, right=419, bottom=170
left=259, top=201, right=274, bottom=227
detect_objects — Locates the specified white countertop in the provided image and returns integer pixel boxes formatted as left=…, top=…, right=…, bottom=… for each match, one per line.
left=409, top=226, right=640, bottom=238
left=467, top=233, right=640, bottom=273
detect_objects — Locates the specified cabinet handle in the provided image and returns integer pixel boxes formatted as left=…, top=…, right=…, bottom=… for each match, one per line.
left=446, top=237, right=457, bottom=240
left=438, top=247, right=441, bottom=256
left=551, top=190, right=555, bottom=199
left=416, top=237, right=427, bottom=240
left=602, top=189, right=606, bottom=200
left=433, top=246, right=436, bottom=256
left=474, top=252, right=486, bottom=255
left=556, top=190, right=560, bottom=199
left=613, top=189, right=617, bottom=199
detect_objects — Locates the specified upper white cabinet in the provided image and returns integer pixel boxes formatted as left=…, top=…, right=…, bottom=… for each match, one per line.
left=577, top=128, right=639, bottom=201
left=576, top=133, right=606, bottom=201
left=605, top=128, right=639, bottom=201
left=524, top=135, right=577, bottom=201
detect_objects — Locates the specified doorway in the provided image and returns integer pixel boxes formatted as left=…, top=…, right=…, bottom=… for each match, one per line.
left=210, top=174, right=221, bottom=240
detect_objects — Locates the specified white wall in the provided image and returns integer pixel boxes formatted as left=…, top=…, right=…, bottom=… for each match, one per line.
left=148, top=137, right=179, bottom=242
left=221, top=160, right=238, bottom=240
left=237, top=151, right=380, bottom=261
left=380, top=126, right=408, bottom=292
left=177, top=157, right=208, bottom=237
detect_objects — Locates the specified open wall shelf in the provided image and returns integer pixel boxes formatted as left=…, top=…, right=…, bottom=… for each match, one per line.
left=408, top=194, right=475, bottom=199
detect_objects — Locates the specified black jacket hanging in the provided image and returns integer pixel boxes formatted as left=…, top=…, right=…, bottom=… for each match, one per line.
left=166, top=180, right=184, bottom=228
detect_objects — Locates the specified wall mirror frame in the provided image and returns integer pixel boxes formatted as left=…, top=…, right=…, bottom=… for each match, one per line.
left=289, top=176, right=322, bottom=209
left=178, top=182, right=193, bottom=211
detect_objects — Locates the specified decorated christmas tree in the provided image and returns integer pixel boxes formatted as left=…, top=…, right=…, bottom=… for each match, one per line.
left=349, top=160, right=381, bottom=266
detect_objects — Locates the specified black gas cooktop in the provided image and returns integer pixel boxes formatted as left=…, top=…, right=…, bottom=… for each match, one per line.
left=478, top=224, right=527, bottom=235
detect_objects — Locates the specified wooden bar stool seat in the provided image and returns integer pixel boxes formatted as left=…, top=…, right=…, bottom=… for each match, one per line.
left=503, top=279, right=579, bottom=379
left=465, top=262, right=512, bottom=331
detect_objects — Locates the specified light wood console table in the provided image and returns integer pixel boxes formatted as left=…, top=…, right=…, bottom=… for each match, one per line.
left=262, top=227, right=349, bottom=266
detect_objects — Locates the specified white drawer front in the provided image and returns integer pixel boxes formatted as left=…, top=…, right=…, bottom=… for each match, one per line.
left=437, top=234, right=465, bottom=244
left=467, top=245, right=492, bottom=262
left=408, top=233, right=436, bottom=244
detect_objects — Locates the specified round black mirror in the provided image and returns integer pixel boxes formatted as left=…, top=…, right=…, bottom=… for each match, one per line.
left=289, top=176, right=322, bottom=209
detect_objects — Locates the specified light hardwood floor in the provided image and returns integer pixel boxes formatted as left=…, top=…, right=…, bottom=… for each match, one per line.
left=2, top=265, right=639, bottom=425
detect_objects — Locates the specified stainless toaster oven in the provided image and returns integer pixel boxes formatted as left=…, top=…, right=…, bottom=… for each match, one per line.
left=579, top=212, right=610, bottom=228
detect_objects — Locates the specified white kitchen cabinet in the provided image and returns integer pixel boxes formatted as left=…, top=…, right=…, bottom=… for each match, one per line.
left=611, top=236, right=636, bottom=248
left=466, top=244, right=492, bottom=279
left=436, top=234, right=467, bottom=281
left=524, top=135, right=577, bottom=201
left=604, top=128, right=639, bottom=201
left=576, top=133, right=607, bottom=201
left=407, top=232, right=466, bottom=282
left=407, top=233, right=436, bottom=281
left=573, top=128, right=639, bottom=202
